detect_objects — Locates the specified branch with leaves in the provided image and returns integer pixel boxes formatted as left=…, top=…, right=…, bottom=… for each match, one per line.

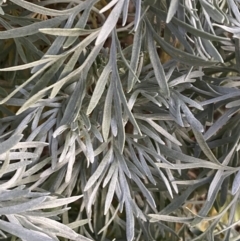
left=0, top=0, right=240, bottom=241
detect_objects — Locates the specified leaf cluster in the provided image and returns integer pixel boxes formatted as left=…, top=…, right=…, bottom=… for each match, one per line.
left=0, top=0, right=240, bottom=241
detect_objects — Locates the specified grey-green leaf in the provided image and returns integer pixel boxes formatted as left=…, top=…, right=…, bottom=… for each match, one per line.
left=0, top=134, right=23, bottom=155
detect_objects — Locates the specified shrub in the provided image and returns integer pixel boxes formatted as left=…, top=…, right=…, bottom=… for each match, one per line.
left=0, top=0, right=240, bottom=240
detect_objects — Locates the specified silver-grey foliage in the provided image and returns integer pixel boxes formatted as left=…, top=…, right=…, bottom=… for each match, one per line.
left=0, top=0, right=240, bottom=240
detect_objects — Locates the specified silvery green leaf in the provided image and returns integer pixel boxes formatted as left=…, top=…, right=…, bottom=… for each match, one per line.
left=166, top=21, right=194, bottom=54
left=0, top=196, right=46, bottom=215
left=50, top=137, right=58, bottom=169
left=113, top=80, right=125, bottom=153
left=82, top=111, right=91, bottom=130
left=26, top=216, right=82, bottom=240
left=104, top=166, right=118, bottom=214
left=160, top=176, right=211, bottom=215
left=31, top=107, right=44, bottom=131
left=93, top=142, right=108, bottom=158
left=24, top=157, right=51, bottom=177
left=98, top=205, right=120, bottom=234
left=0, top=189, right=29, bottom=201
left=141, top=91, right=161, bottom=107
left=203, top=108, right=238, bottom=140
left=127, top=22, right=142, bottom=92
left=137, top=148, right=156, bottom=184
left=0, top=219, right=53, bottom=241
left=132, top=141, right=170, bottom=164
left=22, top=207, right=69, bottom=218
left=208, top=143, right=238, bottom=200
left=169, top=71, right=204, bottom=87
left=103, top=161, right=117, bottom=188
left=99, top=0, right=119, bottom=13
left=13, top=215, right=58, bottom=240
left=147, top=18, right=218, bottom=66
left=232, top=170, right=240, bottom=195
left=60, top=77, right=85, bottom=126
left=27, top=117, right=55, bottom=141
left=166, top=0, right=179, bottom=23
left=35, top=118, right=57, bottom=140
left=212, top=24, right=240, bottom=35
left=122, top=0, right=130, bottom=26
left=201, top=39, right=223, bottom=62
left=228, top=0, right=240, bottom=23
left=125, top=199, right=134, bottom=241
left=149, top=6, right=229, bottom=41
left=174, top=92, right=203, bottom=111
left=111, top=48, right=141, bottom=135
left=31, top=195, right=82, bottom=210
left=126, top=141, right=144, bottom=173
left=235, top=38, right=240, bottom=68
left=115, top=147, right=131, bottom=178
left=84, top=148, right=113, bottom=191
left=0, top=134, right=23, bottom=155
left=166, top=168, right=178, bottom=194
left=116, top=39, right=141, bottom=91
left=87, top=63, right=111, bottom=115
left=59, top=46, right=83, bottom=80
left=147, top=28, right=169, bottom=98
left=9, top=0, right=89, bottom=16
left=87, top=167, right=107, bottom=212
left=149, top=214, right=193, bottom=223
left=50, top=39, right=101, bottom=98
left=146, top=119, right=182, bottom=146
left=200, top=0, right=225, bottom=23
left=131, top=173, right=156, bottom=207
left=83, top=128, right=94, bottom=163
left=226, top=99, right=240, bottom=108
left=192, top=174, right=229, bottom=226
left=16, top=93, right=47, bottom=116
left=95, top=0, right=124, bottom=45
left=0, top=58, right=53, bottom=71
left=102, top=82, right=113, bottom=142
left=0, top=16, right=68, bottom=39
left=67, top=219, right=90, bottom=229
left=52, top=125, right=69, bottom=138
left=30, top=57, right=66, bottom=97
left=138, top=123, right=165, bottom=145
left=14, top=39, right=27, bottom=63
left=91, top=125, right=103, bottom=143
left=5, top=160, right=32, bottom=173
left=192, top=128, right=219, bottom=164
left=155, top=162, right=231, bottom=170
left=157, top=165, right=174, bottom=199
left=12, top=112, right=35, bottom=135
left=0, top=7, right=4, bottom=15
left=0, top=152, right=37, bottom=160
left=169, top=96, right=184, bottom=127
left=133, top=0, right=141, bottom=31
left=159, top=143, right=225, bottom=166
left=63, top=0, right=97, bottom=49
left=39, top=28, right=98, bottom=36
left=201, top=91, right=240, bottom=106
left=181, top=102, right=204, bottom=133
left=127, top=160, right=144, bottom=179
left=207, top=170, right=228, bottom=202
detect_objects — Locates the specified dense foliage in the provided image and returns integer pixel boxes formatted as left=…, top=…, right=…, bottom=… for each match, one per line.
left=1, top=0, right=240, bottom=240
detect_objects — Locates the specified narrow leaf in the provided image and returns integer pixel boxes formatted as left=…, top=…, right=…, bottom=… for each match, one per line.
left=95, top=0, right=124, bottom=45
left=0, top=134, right=23, bottom=155
left=147, top=28, right=169, bottom=98
left=166, top=0, right=179, bottom=23
left=84, top=148, right=113, bottom=191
